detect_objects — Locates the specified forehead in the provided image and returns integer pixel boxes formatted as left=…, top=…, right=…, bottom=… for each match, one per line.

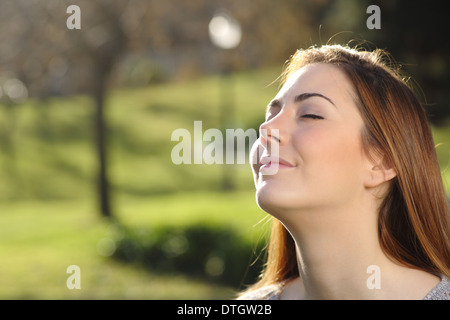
left=276, top=63, right=355, bottom=102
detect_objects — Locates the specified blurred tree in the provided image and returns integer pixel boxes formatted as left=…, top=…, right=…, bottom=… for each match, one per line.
left=77, top=1, right=130, bottom=218
left=0, top=0, right=142, bottom=217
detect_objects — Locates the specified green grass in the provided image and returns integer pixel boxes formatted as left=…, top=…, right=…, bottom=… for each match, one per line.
left=0, top=192, right=270, bottom=299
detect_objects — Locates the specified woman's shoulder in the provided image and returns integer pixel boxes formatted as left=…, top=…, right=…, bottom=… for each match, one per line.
left=423, top=275, right=450, bottom=300
left=237, top=275, right=449, bottom=300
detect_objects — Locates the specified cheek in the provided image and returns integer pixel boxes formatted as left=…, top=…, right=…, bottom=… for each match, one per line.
left=295, top=127, right=365, bottom=184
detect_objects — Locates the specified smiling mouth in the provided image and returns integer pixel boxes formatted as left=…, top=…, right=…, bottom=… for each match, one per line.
left=260, top=162, right=293, bottom=169
left=259, top=156, right=295, bottom=174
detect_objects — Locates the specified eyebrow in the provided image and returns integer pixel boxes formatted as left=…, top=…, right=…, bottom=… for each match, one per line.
left=294, top=92, right=337, bottom=108
left=267, top=92, right=337, bottom=109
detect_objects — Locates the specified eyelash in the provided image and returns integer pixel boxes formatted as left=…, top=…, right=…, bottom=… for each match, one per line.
left=301, top=114, right=324, bottom=120
left=265, top=109, right=324, bottom=121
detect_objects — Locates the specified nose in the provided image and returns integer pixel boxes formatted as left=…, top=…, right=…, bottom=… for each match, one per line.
left=259, top=118, right=282, bottom=148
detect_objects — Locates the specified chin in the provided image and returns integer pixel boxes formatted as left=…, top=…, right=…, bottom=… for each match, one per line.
left=255, top=182, right=299, bottom=215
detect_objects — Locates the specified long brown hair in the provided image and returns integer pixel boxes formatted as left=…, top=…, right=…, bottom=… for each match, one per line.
left=244, top=44, right=450, bottom=293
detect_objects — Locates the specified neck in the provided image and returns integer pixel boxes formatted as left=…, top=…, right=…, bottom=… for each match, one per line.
left=278, top=199, right=439, bottom=299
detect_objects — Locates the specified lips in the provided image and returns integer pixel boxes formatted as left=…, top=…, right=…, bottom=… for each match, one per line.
left=259, top=155, right=295, bottom=170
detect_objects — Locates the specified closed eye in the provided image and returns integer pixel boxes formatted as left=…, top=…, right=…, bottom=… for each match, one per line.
left=301, top=114, right=324, bottom=120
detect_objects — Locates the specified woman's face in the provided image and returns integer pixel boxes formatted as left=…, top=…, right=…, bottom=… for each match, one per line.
left=253, top=63, right=369, bottom=215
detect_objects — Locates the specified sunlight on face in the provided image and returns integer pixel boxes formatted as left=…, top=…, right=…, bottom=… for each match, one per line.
left=253, top=63, right=367, bottom=217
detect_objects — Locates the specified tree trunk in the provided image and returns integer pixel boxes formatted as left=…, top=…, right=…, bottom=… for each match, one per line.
left=93, top=74, right=112, bottom=218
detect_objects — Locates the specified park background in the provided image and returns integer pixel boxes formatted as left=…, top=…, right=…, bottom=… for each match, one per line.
left=0, top=0, right=448, bottom=299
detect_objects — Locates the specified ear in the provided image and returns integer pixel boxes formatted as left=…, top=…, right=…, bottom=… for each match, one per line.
left=363, top=153, right=397, bottom=189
